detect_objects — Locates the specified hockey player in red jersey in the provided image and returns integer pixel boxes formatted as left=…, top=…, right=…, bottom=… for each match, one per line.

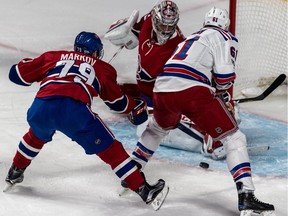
left=105, top=0, right=185, bottom=107
left=4, top=31, right=168, bottom=210
left=105, top=1, right=232, bottom=161
left=129, top=7, right=275, bottom=215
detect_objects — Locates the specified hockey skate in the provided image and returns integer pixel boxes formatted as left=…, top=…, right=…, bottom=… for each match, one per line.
left=238, top=192, right=275, bottom=216
left=3, top=164, right=26, bottom=192
left=136, top=179, right=169, bottom=211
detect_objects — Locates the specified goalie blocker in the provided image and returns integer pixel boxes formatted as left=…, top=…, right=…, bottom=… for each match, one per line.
left=105, top=10, right=139, bottom=50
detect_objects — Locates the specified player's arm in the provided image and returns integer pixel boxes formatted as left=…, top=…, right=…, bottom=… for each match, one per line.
left=212, top=39, right=237, bottom=101
left=9, top=53, right=47, bottom=86
left=131, top=12, right=151, bottom=37
left=212, top=40, right=241, bottom=123
left=100, top=64, right=148, bottom=125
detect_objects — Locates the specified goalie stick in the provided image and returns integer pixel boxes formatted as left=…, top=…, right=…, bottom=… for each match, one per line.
left=176, top=121, right=270, bottom=156
left=108, top=45, right=124, bottom=63
left=234, top=73, right=286, bottom=103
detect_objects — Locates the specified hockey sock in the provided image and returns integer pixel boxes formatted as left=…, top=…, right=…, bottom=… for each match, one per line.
left=132, top=118, right=169, bottom=168
left=97, top=140, right=145, bottom=191
left=222, top=130, right=255, bottom=191
left=13, top=128, right=46, bottom=169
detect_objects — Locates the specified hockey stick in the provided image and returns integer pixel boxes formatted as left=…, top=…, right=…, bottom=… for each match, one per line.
left=167, top=74, right=287, bottom=146
left=233, top=73, right=286, bottom=103
left=176, top=122, right=203, bottom=143
left=108, top=45, right=124, bottom=63
left=176, top=121, right=270, bottom=156
left=178, top=74, right=287, bottom=141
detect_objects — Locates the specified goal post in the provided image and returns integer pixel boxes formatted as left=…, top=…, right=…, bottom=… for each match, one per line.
left=229, top=0, right=287, bottom=97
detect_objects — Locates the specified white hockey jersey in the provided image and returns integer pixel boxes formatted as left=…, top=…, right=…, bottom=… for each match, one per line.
left=154, top=27, right=238, bottom=93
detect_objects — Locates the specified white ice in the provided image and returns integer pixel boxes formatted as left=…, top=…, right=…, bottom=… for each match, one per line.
left=0, top=0, right=287, bottom=216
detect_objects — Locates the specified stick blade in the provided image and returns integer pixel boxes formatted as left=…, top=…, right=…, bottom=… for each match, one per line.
left=235, top=74, right=287, bottom=103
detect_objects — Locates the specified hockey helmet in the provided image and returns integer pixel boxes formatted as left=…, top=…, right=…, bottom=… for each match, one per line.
left=74, top=31, right=104, bottom=59
left=151, top=0, right=179, bottom=45
left=204, top=7, right=230, bottom=30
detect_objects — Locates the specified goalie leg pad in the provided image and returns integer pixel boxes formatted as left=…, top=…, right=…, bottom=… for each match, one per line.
left=202, top=133, right=226, bottom=160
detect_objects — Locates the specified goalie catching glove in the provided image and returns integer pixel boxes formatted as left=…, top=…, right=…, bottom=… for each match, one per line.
left=128, top=98, right=148, bottom=125
left=104, top=10, right=139, bottom=50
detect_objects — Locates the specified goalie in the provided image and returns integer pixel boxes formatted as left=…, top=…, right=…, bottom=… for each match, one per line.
left=104, top=0, right=184, bottom=106
left=105, top=1, right=242, bottom=160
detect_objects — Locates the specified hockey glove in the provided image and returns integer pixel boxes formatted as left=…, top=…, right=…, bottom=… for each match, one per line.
left=217, top=91, right=241, bottom=124
left=128, top=98, right=148, bottom=125
left=217, top=91, right=234, bottom=113
left=104, top=10, right=139, bottom=50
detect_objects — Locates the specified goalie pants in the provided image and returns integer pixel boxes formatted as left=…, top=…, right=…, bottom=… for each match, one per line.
left=12, top=97, right=144, bottom=191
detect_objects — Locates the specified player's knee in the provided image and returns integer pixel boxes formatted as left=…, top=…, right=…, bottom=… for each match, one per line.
left=147, top=118, right=170, bottom=137
left=24, top=128, right=46, bottom=148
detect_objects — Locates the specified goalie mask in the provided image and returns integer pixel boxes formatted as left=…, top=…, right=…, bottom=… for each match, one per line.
left=203, top=7, right=230, bottom=31
left=151, top=1, right=179, bottom=45
left=74, top=31, right=104, bottom=59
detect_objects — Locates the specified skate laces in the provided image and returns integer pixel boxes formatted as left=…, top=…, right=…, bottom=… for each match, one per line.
left=251, top=193, right=266, bottom=205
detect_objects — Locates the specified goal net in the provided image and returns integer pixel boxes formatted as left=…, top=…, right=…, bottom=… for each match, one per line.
left=229, top=0, right=287, bottom=97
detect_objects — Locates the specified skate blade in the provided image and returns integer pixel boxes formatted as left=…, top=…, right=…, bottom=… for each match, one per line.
left=151, top=185, right=169, bottom=211
left=240, top=210, right=276, bottom=216
left=118, top=187, right=130, bottom=197
left=3, top=183, right=15, bottom=192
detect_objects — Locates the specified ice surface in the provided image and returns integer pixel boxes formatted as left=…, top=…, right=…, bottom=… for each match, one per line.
left=0, top=0, right=287, bottom=216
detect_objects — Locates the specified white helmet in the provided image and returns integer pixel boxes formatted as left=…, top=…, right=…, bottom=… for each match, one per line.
left=151, top=1, right=179, bottom=45
left=204, top=7, right=230, bottom=30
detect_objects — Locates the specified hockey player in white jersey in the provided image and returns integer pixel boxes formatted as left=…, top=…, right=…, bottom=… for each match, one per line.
left=129, top=7, right=275, bottom=216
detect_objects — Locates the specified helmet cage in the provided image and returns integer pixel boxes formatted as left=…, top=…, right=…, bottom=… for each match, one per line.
left=152, top=1, right=179, bottom=44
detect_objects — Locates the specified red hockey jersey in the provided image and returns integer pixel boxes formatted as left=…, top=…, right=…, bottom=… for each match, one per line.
left=133, top=13, right=185, bottom=98
left=9, top=50, right=137, bottom=113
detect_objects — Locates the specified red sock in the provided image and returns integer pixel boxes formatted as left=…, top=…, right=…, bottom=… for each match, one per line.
left=97, top=140, right=145, bottom=191
left=13, top=128, right=45, bottom=169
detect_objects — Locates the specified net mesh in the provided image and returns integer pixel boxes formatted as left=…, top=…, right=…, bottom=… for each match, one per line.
left=233, top=0, right=287, bottom=96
